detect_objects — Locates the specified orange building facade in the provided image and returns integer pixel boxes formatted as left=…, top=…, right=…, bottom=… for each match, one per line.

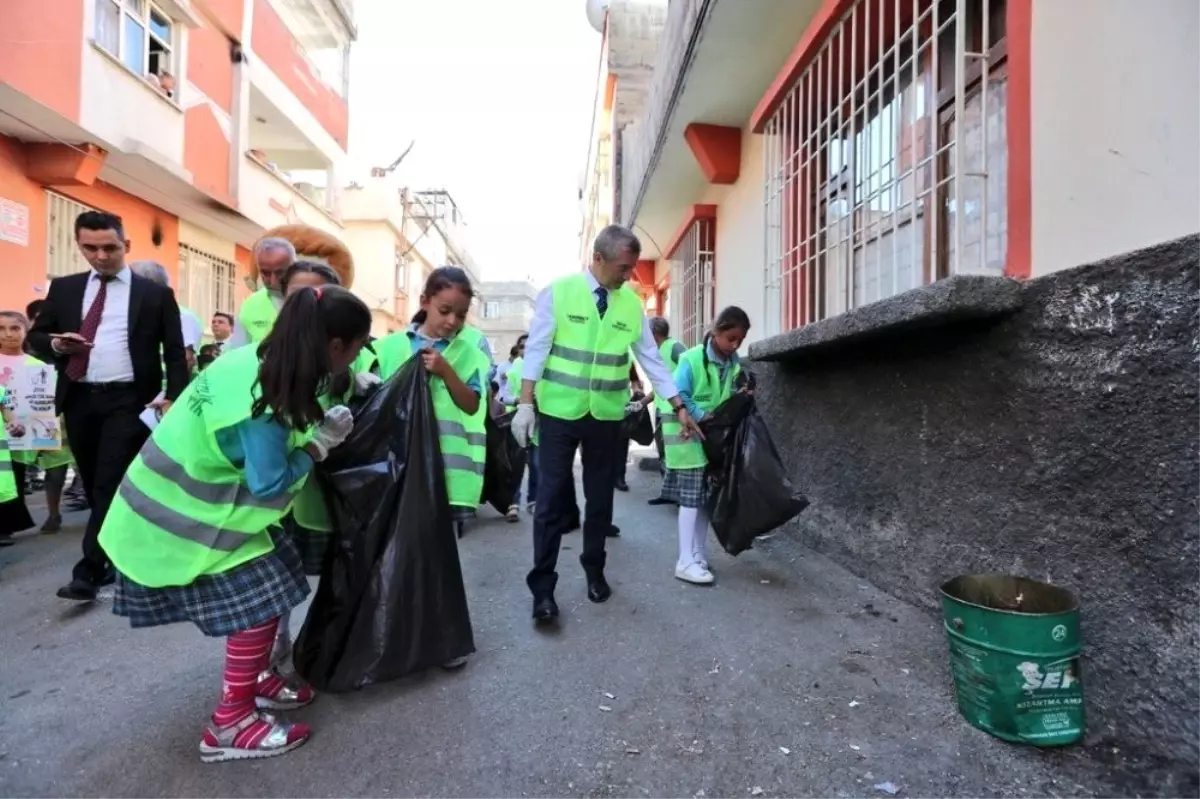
left=0, top=0, right=355, bottom=327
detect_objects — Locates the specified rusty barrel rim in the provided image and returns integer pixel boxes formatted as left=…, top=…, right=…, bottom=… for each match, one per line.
left=940, top=573, right=1079, bottom=618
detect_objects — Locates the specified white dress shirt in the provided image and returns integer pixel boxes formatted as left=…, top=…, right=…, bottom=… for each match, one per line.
left=522, top=269, right=679, bottom=401
left=226, top=290, right=285, bottom=350
left=180, top=310, right=202, bottom=350
left=82, top=267, right=135, bottom=383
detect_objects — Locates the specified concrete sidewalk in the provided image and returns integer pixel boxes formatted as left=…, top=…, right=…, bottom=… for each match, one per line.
left=0, top=457, right=1118, bottom=797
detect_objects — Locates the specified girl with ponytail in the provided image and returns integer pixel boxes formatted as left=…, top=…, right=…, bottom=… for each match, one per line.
left=99, top=286, right=372, bottom=763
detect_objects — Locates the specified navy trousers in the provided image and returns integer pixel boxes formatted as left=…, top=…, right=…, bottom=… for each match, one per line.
left=526, top=413, right=620, bottom=597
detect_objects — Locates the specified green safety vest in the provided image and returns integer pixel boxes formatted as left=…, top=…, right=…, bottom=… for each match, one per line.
left=0, top=387, right=16, bottom=503
left=288, top=342, right=381, bottom=532
left=654, top=337, right=684, bottom=414
left=535, top=274, right=642, bottom=422
left=662, top=344, right=740, bottom=470
left=374, top=327, right=489, bottom=509
left=237, top=288, right=279, bottom=344
left=98, top=346, right=311, bottom=588
left=505, top=356, right=523, bottom=411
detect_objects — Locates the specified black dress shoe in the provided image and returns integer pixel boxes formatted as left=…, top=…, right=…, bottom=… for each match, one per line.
left=615, top=479, right=629, bottom=492
left=566, top=515, right=581, bottom=533
left=647, top=496, right=676, bottom=506
left=587, top=576, right=612, bottom=603
left=532, top=595, right=559, bottom=622
left=56, top=579, right=97, bottom=602
left=606, top=524, right=621, bottom=538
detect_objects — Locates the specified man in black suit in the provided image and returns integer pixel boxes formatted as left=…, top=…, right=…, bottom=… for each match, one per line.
left=29, top=211, right=188, bottom=601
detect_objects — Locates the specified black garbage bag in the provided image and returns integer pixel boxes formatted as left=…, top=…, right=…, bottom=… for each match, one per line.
left=620, top=391, right=654, bottom=446
left=700, top=392, right=809, bottom=556
left=293, top=359, right=475, bottom=692
left=482, top=410, right=526, bottom=514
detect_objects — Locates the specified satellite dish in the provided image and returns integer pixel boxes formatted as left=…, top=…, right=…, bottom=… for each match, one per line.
left=585, top=0, right=610, bottom=32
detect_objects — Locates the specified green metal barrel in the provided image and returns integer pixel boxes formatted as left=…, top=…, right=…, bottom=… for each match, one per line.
left=940, top=574, right=1085, bottom=746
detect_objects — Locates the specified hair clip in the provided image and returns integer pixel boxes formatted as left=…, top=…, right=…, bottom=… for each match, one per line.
left=313, top=286, right=323, bottom=300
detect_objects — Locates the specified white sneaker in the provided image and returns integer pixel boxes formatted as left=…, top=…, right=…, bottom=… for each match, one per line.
left=675, top=562, right=715, bottom=585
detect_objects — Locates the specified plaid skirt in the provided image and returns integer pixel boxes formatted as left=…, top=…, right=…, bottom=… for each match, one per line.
left=660, top=467, right=707, bottom=509
left=283, top=515, right=332, bottom=576
left=112, top=526, right=310, bottom=638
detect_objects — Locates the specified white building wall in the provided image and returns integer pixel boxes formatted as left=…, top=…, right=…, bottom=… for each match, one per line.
left=702, top=127, right=768, bottom=345
left=1030, top=0, right=1200, bottom=276
left=341, top=222, right=398, bottom=335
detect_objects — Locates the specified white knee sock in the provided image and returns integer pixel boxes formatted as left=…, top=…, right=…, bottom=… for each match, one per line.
left=678, top=507, right=699, bottom=568
left=693, top=509, right=710, bottom=567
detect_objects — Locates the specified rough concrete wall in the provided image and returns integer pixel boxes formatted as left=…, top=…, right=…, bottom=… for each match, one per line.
left=752, top=236, right=1199, bottom=795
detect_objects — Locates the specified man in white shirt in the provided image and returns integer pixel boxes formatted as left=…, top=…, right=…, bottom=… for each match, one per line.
left=28, top=212, right=188, bottom=601
left=510, top=225, right=700, bottom=622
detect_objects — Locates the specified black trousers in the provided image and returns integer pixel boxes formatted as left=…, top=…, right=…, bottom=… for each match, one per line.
left=527, top=414, right=620, bottom=597
left=63, top=383, right=149, bottom=585
left=654, top=409, right=665, bottom=473
left=615, top=436, right=630, bottom=483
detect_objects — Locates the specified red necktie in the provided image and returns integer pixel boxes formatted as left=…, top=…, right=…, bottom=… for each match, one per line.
left=65, top=276, right=112, bottom=382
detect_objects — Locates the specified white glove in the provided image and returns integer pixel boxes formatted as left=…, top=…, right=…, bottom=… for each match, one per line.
left=309, top=405, right=354, bottom=461
left=511, top=402, right=536, bottom=448
left=353, top=371, right=382, bottom=397
left=624, top=401, right=643, bottom=416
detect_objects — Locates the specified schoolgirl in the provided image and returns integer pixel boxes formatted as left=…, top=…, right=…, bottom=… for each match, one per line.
left=0, top=311, right=40, bottom=544
left=375, top=266, right=493, bottom=532
left=660, top=306, right=752, bottom=585
left=270, top=260, right=380, bottom=670
left=99, top=286, right=372, bottom=762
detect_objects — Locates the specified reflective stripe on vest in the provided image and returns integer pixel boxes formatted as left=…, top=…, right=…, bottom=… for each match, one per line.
left=663, top=344, right=739, bottom=471
left=535, top=274, right=642, bottom=422
left=238, top=289, right=279, bottom=344
left=98, top=347, right=308, bottom=588
left=373, top=327, right=489, bottom=508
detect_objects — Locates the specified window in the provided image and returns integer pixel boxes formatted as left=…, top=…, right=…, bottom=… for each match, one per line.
left=484, top=301, right=501, bottom=319
left=95, top=0, right=177, bottom=84
left=46, top=192, right=99, bottom=279
left=668, top=214, right=716, bottom=347
left=762, top=0, right=1008, bottom=334
left=178, top=244, right=236, bottom=333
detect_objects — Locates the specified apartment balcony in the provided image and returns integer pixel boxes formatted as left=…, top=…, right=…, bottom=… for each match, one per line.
left=238, top=150, right=343, bottom=235
left=617, top=0, right=823, bottom=257
left=249, top=0, right=350, bottom=157
left=273, top=0, right=356, bottom=47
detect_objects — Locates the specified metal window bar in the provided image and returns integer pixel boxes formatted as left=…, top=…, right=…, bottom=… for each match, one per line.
left=670, top=217, right=716, bottom=348
left=762, top=0, right=998, bottom=336
left=45, top=192, right=98, bottom=279
left=178, top=244, right=236, bottom=332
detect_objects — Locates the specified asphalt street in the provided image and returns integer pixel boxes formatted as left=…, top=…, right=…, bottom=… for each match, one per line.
left=0, top=451, right=1118, bottom=797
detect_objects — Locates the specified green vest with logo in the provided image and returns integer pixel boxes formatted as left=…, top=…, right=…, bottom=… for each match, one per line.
left=237, top=289, right=279, bottom=344
left=98, top=346, right=311, bottom=588
left=288, top=343, right=381, bottom=532
left=663, top=344, right=740, bottom=470
left=654, top=337, right=684, bottom=414
left=374, top=327, right=489, bottom=509
left=535, top=274, right=642, bottom=423
left=0, top=387, right=16, bottom=503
